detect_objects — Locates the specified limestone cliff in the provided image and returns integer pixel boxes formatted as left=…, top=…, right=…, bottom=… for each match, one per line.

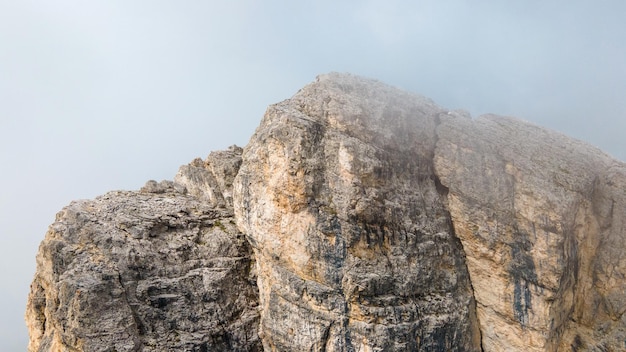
left=27, top=73, right=626, bottom=351
left=234, top=74, right=481, bottom=351
left=435, top=114, right=626, bottom=351
left=26, top=150, right=261, bottom=351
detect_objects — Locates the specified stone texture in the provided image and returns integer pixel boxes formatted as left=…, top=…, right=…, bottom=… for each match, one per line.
left=435, top=114, right=626, bottom=351
left=233, top=73, right=482, bottom=351
left=27, top=73, right=626, bottom=351
left=26, top=181, right=260, bottom=352
left=174, top=145, right=243, bottom=209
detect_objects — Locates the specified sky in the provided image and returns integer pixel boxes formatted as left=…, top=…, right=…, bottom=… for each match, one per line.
left=1, top=1, right=625, bottom=349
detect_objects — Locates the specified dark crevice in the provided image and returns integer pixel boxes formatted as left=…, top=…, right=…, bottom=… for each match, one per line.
left=430, top=113, right=450, bottom=199
left=432, top=112, right=485, bottom=351
left=432, top=174, right=450, bottom=197
left=443, top=206, right=485, bottom=352
left=546, top=201, right=581, bottom=351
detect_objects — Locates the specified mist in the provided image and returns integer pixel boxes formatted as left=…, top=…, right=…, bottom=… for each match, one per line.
left=2, top=1, right=625, bottom=349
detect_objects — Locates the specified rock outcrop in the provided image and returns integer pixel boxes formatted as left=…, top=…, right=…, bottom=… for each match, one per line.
left=27, top=73, right=626, bottom=351
left=26, top=154, right=261, bottom=351
left=234, top=75, right=481, bottom=351
left=435, top=114, right=626, bottom=351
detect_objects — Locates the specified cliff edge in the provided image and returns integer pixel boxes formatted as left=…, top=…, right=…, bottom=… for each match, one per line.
left=27, top=73, right=626, bottom=351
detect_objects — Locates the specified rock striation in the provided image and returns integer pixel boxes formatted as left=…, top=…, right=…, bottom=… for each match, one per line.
left=26, top=154, right=261, bottom=351
left=234, top=74, right=481, bottom=351
left=27, top=73, right=626, bottom=351
left=435, top=114, right=626, bottom=351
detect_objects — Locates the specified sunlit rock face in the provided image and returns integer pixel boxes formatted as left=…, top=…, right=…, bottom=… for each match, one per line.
left=233, top=74, right=482, bottom=351
left=27, top=73, right=626, bottom=351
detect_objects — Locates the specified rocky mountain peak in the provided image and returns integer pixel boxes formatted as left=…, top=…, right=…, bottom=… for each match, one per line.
left=27, top=73, right=626, bottom=351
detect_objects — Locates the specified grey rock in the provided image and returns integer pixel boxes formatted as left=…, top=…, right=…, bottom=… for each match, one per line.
left=27, top=73, right=626, bottom=352
left=26, top=189, right=260, bottom=351
left=174, top=145, right=243, bottom=209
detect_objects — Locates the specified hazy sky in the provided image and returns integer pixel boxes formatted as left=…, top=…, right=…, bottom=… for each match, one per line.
left=2, top=1, right=625, bottom=349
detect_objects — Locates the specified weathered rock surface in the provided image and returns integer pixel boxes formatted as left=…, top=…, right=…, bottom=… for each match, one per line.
left=27, top=73, right=626, bottom=351
left=234, top=74, right=481, bottom=351
left=26, top=180, right=260, bottom=351
left=174, top=145, right=243, bottom=209
left=435, top=114, right=626, bottom=351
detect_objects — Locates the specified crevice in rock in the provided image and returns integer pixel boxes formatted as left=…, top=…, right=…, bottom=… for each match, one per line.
left=444, top=206, right=485, bottom=352
left=116, top=272, right=144, bottom=350
left=432, top=113, right=485, bottom=351
left=432, top=174, right=449, bottom=197
left=546, top=201, right=582, bottom=351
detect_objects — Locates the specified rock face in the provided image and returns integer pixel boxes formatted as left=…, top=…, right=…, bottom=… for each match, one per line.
left=435, top=114, right=626, bottom=351
left=27, top=73, right=626, bottom=351
left=233, top=75, right=481, bottom=351
left=26, top=155, right=261, bottom=351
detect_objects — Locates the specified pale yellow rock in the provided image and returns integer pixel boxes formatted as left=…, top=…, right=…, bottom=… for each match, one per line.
left=435, top=114, right=626, bottom=351
left=234, top=73, right=482, bottom=351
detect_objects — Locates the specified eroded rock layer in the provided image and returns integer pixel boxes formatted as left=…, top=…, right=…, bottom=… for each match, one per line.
left=26, top=173, right=260, bottom=350
left=233, top=74, right=481, bottom=351
left=27, top=73, right=626, bottom=352
left=435, top=114, right=626, bottom=351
